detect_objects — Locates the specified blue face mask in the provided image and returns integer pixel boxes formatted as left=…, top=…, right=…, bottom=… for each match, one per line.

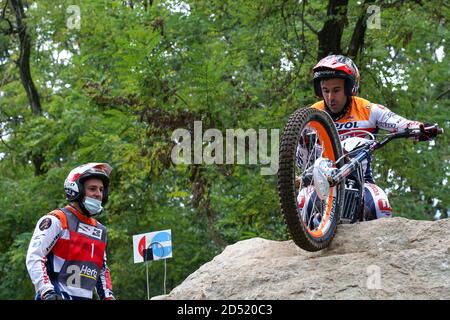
left=83, top=197, right=103, bottom=216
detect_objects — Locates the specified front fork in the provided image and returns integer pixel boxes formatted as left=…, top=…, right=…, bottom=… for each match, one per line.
left=310, top=147, right=369, bottom=211
left=310, top=149, right=369, bottom=224
left=329, top=149, right=370, bottom=187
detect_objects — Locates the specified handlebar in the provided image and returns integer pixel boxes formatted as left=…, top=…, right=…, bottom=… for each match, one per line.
left=409, top=123, right=443, bottom=140
left=331, top=124, right=442, bottom=186
left=372, top=123, right=443, bottom=151
left=423, top=124, right=443, bottom=135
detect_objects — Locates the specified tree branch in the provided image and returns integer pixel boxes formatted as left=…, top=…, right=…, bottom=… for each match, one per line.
left=0, top=72, right=17, bottom=88
left=346, top=0, right=376, bottom=60
left=1, top=2, right=15, bottom=35
left=436, top=88, right=450, bottom=100
left=8, top=0, right=41, bottom=116
left=0, top=132, right=16, bottom=151
left=1, top=0, right=8, bottom=19
left=190, top=165, right=227, bottom=248
left=7, top=0, right=45, bottom=176
left=297, top=1, right=319, bottom=37
left=302, top=17, right=319, bottom=35
left=317, top=0, right=349, bottom=60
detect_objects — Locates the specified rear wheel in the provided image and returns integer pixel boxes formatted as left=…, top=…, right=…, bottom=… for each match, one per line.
left=278, top=107, right=345, bottom=251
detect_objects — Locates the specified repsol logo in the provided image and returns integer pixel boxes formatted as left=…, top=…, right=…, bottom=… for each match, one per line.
left=335, top=121, right=360, bottom=130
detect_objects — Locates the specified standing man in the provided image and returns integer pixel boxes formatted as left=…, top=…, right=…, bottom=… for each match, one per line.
left=26, top=163, right=115, bottom=300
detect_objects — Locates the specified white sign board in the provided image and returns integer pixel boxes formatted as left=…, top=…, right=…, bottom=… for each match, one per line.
left=132, top=229, right=172, bottom=263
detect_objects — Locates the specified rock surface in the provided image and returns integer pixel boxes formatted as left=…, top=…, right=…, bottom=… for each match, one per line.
left=153, top=217, right=450, bottom=300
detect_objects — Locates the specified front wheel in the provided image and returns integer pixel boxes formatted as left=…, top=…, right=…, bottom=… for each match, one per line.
left=278, top=107, right=345, bottom=251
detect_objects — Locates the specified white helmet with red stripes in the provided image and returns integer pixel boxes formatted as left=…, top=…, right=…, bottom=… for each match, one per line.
left=64, top=163, right=112, bottom=205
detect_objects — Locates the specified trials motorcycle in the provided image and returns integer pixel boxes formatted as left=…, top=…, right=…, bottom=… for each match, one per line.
left=277, top=107, right=443, bottom=252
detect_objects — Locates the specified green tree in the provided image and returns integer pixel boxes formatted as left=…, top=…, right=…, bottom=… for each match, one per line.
left=0, top=0, right=448, bottom=299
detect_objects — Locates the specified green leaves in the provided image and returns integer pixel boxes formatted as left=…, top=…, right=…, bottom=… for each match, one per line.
left=0, top=0, right=448, bottom=299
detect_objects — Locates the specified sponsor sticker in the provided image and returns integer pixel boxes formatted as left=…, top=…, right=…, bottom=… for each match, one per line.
left=335, top=121, right=360, bottom=130
left=45, top=235, right=60, bottom=253
left=77, top=223, right=103, bottom=240
left=39, top=218, right=52, bottom=230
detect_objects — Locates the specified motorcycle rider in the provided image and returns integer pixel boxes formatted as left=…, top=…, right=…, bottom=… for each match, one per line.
left=26, top=163, right=115, bottom=300
left=298, top=55, right=423, bottom=220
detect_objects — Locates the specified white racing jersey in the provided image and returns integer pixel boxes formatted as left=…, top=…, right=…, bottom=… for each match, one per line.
left=296, top=96, right=420, bottom=182
left=313, top=96, right=420, bottom=138
left=26, top=206, right=114, bottom=300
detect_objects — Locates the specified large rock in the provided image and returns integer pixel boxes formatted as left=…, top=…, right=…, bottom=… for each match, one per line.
left=153, top=217, right=450, bottom=299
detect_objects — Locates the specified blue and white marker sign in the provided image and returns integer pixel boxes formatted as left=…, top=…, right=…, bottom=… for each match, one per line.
left=133, top=229, right=172, bottom=263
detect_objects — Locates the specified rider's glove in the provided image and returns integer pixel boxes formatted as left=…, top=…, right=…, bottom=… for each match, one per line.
left=41, top=289, right=63, bottom=300
left=407, top=122, right=434, bottom=142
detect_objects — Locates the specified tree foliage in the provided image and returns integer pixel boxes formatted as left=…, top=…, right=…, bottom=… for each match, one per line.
left=0, top=0, right=448, bottom=299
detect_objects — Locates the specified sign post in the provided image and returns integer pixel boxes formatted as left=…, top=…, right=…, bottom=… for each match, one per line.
left=132, top=229, right=172, bottom=299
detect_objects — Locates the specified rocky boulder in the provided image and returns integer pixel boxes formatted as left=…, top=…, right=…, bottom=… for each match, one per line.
left=153, top=217, right=450, bottom=299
